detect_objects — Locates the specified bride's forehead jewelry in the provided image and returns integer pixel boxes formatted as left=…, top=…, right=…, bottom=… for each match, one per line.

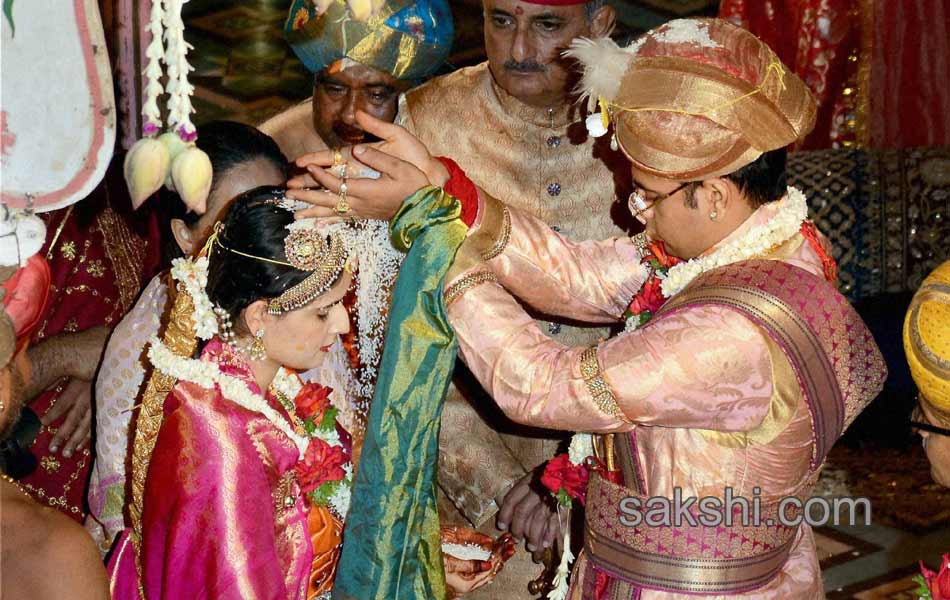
left=210, top=220, right=349, bottom=315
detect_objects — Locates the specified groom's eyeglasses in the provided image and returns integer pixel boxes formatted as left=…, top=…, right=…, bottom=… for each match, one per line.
left=911, top=402, right=950, bottom=437
left=629, top=181, right=694, bottom=219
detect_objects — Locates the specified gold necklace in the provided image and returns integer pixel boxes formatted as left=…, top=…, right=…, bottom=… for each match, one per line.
left=273, top=390, right=307, bottom=436
left=0, top=472, right=32, bottom=499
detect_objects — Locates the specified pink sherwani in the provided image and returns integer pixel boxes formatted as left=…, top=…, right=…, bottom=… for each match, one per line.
left=108, top=339, right=313, bottom=600
left=446, top=194, right=886, bottom=599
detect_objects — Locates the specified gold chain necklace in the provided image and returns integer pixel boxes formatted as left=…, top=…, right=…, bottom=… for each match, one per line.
left=0, top=472, right=32, bottom=499
left=273, top=390, right=306, bottom=436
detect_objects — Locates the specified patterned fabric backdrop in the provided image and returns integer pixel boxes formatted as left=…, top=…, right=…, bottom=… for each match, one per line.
left=789, top=146, right=950, bottom=302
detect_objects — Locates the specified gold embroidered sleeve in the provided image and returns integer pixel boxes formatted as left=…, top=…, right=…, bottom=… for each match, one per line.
left=580, top=346, right=623, bottom=418
left=444, top=192, right=511, bottom=287
left=466, top=194, right=510, bottom=261
left=445, top=270, right=497, bottom=308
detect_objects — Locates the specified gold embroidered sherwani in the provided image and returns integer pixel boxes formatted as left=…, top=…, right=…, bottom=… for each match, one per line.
left=443, top=193, right=887, bottom=598
left=259, top=100, right=328, bottom=161
left=399, top=61, right=629, bottom=596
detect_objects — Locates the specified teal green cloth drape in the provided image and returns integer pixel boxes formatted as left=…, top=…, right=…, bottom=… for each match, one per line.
left=333, top=186, right=467, bottom=600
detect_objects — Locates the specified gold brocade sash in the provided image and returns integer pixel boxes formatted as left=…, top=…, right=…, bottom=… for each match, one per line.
left=585, top=259, right=885, bottom=595
left=657, top=259, right=874, bottom=467
left=585, top=473, right=804, bottom=596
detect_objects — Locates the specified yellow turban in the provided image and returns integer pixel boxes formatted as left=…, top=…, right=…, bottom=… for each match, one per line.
left=904, top=261, right=950, bottom=424
left=568, top=18, right=817, bottom=180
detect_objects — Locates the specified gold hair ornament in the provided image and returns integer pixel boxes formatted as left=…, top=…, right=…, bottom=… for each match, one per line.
left=209, top=221, right=349, bottom=315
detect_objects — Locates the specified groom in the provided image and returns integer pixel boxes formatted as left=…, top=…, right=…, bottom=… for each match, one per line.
left=293, top=17, right=886, bottom=599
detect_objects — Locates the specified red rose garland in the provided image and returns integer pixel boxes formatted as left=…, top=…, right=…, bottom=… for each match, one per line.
left=296, top=438, right=348, bottom=494
left=290, top=382, right=353, bottom=514
left=622, top=239, right=683, bottom=329
left=295, top=381, right=333, bottom=421
left=541, top=454, right=590, bottom=507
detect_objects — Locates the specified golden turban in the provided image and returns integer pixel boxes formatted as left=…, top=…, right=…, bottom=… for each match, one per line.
left=567, top=18, right=817, bottom=180
left=904, top=261, right=950, bottom=425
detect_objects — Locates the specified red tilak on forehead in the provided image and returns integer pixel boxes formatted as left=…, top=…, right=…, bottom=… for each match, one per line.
left=515, top=6, right=524, bottom=14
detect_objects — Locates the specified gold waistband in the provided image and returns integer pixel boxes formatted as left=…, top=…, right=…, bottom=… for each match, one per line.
left=584, top=473, right=801, bottom=595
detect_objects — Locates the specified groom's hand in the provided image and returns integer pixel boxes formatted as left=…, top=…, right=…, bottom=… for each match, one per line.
left=286, top=145, right=431, bottom=221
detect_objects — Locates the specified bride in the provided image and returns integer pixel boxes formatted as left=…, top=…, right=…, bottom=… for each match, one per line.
left=107, top=186, right=511, bottom=600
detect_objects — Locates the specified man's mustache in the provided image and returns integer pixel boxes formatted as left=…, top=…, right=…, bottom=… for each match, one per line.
left=332, top=122, right=382, bottom=143
left=503, top=59, right=546, bottom=73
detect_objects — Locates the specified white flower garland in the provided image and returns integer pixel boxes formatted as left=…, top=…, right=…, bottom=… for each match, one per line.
left=141, top=0, right=165, bottom=133
left=270, top=366, right=304, bottom=399
left=162, top=0, right=196, bottom=138
left=147, top=337, right=311, bottom=454
left=660, top=186, right=808, bottom=298
left=329, top=463, right=353, bottom=519
left=149, top=336, right=354, bottom=516
left=170, top=256, right=218, bottom=340
left=567, top=433, right=594, bottom=466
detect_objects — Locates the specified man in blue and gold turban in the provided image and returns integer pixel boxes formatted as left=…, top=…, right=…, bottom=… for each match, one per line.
left=260, top=0, right=453, bottom=160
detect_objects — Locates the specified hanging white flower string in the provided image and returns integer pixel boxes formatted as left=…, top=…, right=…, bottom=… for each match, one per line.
left=548, top=513, right=573, bottom=600
left=545, top=432, right=592, bottom=599
left=169, top=256, right=218, bottom=340
left=164, top=0, right=212, bottom=213
left=163, top=0, right=197, bottom=143
left=125, top=0, right=171, bottom=208
left=141, top=0, right=165, bottom=137
left=125, top=0, right=212, bottom=214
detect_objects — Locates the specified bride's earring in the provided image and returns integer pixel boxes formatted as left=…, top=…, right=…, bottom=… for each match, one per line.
left=709, top=210, right=718, bottom=221
left=249, top=328, right=267, bottom=361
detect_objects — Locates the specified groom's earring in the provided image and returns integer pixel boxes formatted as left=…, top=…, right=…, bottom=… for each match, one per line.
left=249, top=328, right=267, bottom=361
